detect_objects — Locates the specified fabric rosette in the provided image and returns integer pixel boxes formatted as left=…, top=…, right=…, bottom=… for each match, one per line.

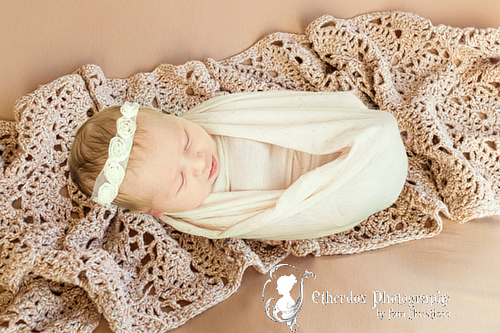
left=120, top=102, right=140, bottom=118
left=103, top=160, right=126, bottom=186
left=108, top=137, right=130, bottom=162
left=116, top=117, right=137, bottom=138
left=95, top=182, right=119, bottom=205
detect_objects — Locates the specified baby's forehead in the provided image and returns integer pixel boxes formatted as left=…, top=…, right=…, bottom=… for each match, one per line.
left=132, top=111, right=181, bottom=155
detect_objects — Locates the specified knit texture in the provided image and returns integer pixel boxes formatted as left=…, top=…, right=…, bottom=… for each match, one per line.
left=1, top=12, right=500, bottom=332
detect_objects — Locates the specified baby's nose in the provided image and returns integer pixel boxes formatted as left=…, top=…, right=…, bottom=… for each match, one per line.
left=190, top=152, right=206, bottom=176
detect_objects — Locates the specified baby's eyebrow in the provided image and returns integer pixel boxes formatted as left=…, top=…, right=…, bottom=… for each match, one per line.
left=176, top=122, right=186, bottom=149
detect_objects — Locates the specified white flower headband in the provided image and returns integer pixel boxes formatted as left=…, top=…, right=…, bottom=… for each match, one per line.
left=90, top=102, right=140, bottom=205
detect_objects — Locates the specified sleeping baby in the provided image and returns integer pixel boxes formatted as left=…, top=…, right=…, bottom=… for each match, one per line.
left=69, top=91, right=408, bottom=240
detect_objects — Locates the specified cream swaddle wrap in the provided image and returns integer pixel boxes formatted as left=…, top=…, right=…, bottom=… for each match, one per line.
left=160, top=91, right=408, bottom=240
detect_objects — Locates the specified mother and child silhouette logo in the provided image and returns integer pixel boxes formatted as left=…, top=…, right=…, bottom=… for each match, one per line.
left=262, top=264, right=316, bottom=332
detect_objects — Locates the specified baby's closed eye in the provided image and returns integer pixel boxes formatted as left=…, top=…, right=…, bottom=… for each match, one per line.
left=184, top=129, right=191, bottom=150
left=177, top=172, right=186, bottom=195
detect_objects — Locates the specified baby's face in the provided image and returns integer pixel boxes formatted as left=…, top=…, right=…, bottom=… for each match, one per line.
left=120, top=109, right=219, bottom=215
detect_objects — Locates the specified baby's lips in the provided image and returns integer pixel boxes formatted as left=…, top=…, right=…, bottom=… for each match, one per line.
left=209, top=155, right=219, bottom=180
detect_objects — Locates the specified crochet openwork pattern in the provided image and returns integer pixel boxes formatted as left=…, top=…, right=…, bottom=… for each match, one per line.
left=1, top=12, right=500, bottom=332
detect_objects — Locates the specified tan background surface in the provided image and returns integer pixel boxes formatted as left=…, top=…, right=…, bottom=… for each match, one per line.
left=1, top=1, right=500, bottom=332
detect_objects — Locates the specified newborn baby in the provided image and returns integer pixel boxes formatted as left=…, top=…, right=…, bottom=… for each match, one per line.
left=70, top=91, right=408, bottom=240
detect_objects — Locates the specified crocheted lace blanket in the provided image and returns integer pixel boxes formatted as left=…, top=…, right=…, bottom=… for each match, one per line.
left=1, top=12, right=500, bottom=332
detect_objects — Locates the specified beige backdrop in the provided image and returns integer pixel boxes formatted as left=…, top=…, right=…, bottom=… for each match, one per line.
left=1, top=1, right=500, bottom=332
left=1, top=0, right=500, bottom=121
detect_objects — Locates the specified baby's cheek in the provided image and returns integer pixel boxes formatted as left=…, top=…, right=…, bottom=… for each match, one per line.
left=179, top=190, right=208, bottom=212
left=176, top=185, right=211, bottom=212
left=197, top=188, right=211, bottom=206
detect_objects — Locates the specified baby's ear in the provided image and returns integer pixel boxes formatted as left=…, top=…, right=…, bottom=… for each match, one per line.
left=133, top=209, right=164, bottom=218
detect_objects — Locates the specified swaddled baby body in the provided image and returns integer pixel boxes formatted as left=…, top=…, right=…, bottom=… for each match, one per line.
left=70, top=91, right=408, bottom=240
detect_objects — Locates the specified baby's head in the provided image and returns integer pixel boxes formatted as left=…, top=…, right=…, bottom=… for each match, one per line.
left=276, top=274, right=297, bottom=296
left=69, top=103, right=219, bottom=216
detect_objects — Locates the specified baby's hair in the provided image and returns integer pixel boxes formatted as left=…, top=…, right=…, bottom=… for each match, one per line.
left=69, top=105, right=151, bottom=211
